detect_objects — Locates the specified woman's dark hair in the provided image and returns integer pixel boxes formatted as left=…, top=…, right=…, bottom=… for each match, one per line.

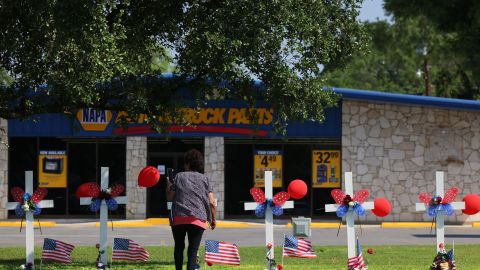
left=184, top=149, right=204, bottom=173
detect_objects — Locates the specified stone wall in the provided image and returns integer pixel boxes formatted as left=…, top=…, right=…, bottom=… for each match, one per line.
left=204, top=137, right=225, bottom=219
left=342, top=100, right=480, bottom=223
left=0, top=119, right=7, bottom=219
left=126, top=137, right=147, bottom=219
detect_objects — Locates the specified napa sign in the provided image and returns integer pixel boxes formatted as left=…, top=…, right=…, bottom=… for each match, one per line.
left=76, top=108, right=113, bottom=131
left=75, top=107, right=274, bottom=137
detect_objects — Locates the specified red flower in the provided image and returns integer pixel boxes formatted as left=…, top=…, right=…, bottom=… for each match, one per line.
left=207, top=262, right=213, bottom=266
left=343, top=194, right=353, bottom=205
left=277, top=264, right=283, bottom=270
left=267, top=243, right=273, bottom=249
left=367, top=248, right=373, bottom=254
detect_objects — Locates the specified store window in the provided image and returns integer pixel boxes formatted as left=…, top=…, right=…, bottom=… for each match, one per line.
left=225, top=140, right=340, bottom=217
left=9, top=137, right=127, bottom=217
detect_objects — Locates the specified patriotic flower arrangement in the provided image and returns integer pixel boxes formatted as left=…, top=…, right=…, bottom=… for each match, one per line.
left=419, top=187, right=459, bottom=217
left=77, top=182, right=125, bottom=212
left=250, top=187, right=290, bottom=217
left=331, top=189, right=370, bottom=217
left=10, top=187, right=47, bottom=217
left=429, top=243, right=456, bottom=270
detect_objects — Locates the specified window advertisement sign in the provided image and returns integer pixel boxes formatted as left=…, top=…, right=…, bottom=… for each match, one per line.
left=254, top=150, right=283, bottom=188
left=38, top=150, right=68, bottom=188
left=312, top=150, right=341, bottom=188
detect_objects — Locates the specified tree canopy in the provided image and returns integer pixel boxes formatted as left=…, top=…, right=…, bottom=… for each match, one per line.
left=383, top=0, right=480, bottom=99
left=323, top=17, right=470, bottom=98
left=0, top=0, right=366, bottom=132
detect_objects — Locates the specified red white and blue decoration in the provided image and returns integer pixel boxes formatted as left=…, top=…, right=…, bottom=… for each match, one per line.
left=112, top=238, right=149, bottom=262
left=10, top=187, right=47, bottom=217
left=250, top=187, right=290, bottom=217
left=348, top=239, right=367, bottom=270
left=205, top=240, right=241, bottom=266
left=331, top=189, right=370, bottom=217
left=77, top=182, right=125, bottom=212
left=41, top=238, right=75, bottom=264
left=419, top=187, right=459, bottom=217
left=282, top=235, right=316, bottom=258
left=430, top=243, right=456, bottom=270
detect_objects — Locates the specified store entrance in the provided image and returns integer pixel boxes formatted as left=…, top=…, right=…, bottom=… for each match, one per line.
left=146, top=152, right=184, bottom=217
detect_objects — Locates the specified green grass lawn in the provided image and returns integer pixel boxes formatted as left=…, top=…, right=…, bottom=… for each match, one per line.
left=0, top=245, right=478, bottom=270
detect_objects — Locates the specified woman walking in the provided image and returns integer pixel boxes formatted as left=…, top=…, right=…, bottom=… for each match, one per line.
left=166, top=149, right=216, bottom=270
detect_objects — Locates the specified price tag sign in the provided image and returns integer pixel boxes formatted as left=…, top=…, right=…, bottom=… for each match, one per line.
left=254, top=150, right=283, bottom=187
left=312, top=150, right=341, bottom=188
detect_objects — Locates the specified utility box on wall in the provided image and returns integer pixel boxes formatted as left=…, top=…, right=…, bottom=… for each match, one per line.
left=291, top=216, right=311, bottom=237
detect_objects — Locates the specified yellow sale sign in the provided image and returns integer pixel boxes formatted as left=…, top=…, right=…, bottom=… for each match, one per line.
left=312, top=150, right=341, bottom=188
left=254, top=150, right=282, bottom=188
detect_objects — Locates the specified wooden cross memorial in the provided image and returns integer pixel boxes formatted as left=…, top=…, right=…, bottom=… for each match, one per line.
left=415, top=171, right=465, bottom=251
left=244, top=171, right=294, bottom=270
left=80, top=167, right=127, bottom=266
left=324, top=172, right=374, bottom=263
left=6, top=171, right=54, bottom=270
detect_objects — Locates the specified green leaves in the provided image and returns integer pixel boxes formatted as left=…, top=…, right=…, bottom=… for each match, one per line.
left=0, top=0, right=365, bottom=132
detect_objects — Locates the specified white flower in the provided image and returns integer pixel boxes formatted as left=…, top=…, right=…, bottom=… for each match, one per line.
left=106, top=188, right=112, bottom=194
left=20, top=264, right=26, bottom=269
left=22, top=203, right=30, bottom=211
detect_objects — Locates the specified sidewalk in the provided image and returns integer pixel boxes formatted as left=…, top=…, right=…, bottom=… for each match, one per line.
left=0, top=218, right=475, bottom=228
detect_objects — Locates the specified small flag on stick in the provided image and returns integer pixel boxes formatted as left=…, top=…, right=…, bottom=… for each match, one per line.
left=112, top=238, right=149, bottom=262
left=41, top=238, right=75, bottom=264
left=205, top=240, right=241, bottom=266
left=347, top=238, right=367, bottom=270
left=282, top=235, right=317, bottom=258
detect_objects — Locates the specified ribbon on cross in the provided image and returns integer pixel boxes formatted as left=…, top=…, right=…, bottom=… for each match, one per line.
left=80, top=182, right=125, bottom=213
left=331, top=189, right=370, bottom=217
left=419, top=187, right=459, bottom=217
left=11, top=187, right=47, bottom=217
left=250, top=187, right=290, bottom=217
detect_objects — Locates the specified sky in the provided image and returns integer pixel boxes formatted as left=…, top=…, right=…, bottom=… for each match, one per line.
left=359, top=0, right=390, bottom=22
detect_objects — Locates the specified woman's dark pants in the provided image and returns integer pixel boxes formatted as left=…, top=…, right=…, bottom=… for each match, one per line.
left=172, top=224, right=205, bottom=270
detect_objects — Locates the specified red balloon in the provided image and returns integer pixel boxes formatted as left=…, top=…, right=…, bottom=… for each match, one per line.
left=372, top=198, right=391, bottom=217
left=463, top=194, right=480, bottom=215
left=138, top=166, right=160, bottom=188
left=76, top=182, right=98, bottom=199
left=288, top=179, right=308, bottom=199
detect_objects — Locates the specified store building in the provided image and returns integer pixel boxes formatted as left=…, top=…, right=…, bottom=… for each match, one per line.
left=1, top=88, right=480, bottom=223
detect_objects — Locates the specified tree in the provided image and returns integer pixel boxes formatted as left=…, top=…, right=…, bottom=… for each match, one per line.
left=384, top=0, right=480, bottom=99
left=323, top=17, right=469, bottom=98
left=0, top=0, right=366, bottom=132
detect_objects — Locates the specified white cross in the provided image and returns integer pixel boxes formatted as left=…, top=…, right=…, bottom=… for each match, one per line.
left=6, top=171, right=54, bottom=269
left=325, top=172, right=374, bottom=260
left=415, top=171, right=465, bottom=251
left=80, top=167, right=127, bottom=266
left=244, top=171, right=294, bottom=270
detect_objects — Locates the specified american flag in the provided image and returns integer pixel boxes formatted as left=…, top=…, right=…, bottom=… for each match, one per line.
left=282, top=235, right=317, bottom=258
left=447, top=249, right=456, bottom=270
left=112, top=238, right=149, bottom=262
left=41, top=238, right=75, bottom=264
left=348, top=239, right=366, bottom=270
left=205, top=240, right=241, bottom=266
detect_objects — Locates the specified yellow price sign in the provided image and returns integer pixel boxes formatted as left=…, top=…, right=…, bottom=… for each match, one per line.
left=312, top=150, right=341, bottom=188
left=254, top=150, right=282, bottom=188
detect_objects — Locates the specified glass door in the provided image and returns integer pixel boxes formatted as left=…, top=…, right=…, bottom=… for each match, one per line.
left=146, top=153, right=184, bottom=217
